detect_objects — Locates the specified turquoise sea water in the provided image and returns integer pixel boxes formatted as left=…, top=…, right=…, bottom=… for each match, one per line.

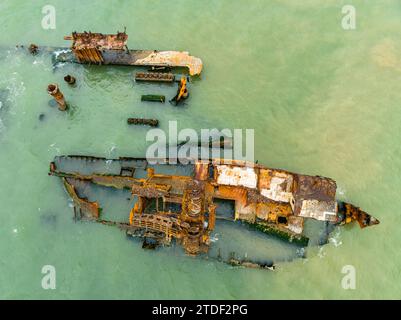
left=0, top=0, right=400, bottom=299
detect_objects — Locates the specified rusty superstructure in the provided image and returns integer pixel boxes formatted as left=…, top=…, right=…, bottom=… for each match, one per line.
left=49, top=156, right=379, bottom=260
left=59, top=30, right=203, bottom=76
left=64, top=31, right=128, bottom=64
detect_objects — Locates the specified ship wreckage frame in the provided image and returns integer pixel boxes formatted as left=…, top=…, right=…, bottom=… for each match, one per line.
left=28, top=30, right=379, bottom=270
left=49, top=156, right=379, bottom=269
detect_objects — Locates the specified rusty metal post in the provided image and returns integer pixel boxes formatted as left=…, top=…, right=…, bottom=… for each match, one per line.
left=28, top=44, right=38, bottom=55
left=64, top=75, right=76, bottom=85
left=47, top=84, right=67, bottom=111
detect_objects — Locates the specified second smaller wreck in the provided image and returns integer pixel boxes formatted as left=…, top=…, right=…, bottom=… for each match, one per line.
left=58, top=30, right=203, bottom=76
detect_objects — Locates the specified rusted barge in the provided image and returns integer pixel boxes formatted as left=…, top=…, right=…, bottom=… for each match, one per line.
left=49, top=156, right=379, bottom=267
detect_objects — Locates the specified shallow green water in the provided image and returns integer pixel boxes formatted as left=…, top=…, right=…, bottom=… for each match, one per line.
left=0, top=0, right=400, bottom=299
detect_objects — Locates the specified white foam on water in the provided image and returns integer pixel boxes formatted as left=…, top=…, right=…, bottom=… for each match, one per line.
left=108, top=145, right=117, bottom=158
left=48, top=143, right=61, bottom=154
left=53, top=62, right=66, bottom=70
left=328, top=229, right=343, bottom=247
left=317, top=246, right=326, bottom=259
left=337, top=186, right=346, bottom=197
left=210, top=234, right=220, bottom=242
left=296, top=247, right=305, bottom=257
left=0, top=71, right=26, bottom=116
left=33, top=58, right=52, bottom=71
left=53, top=49, right=71, bottom=59
left=68, top=200, right=74, bottom=208
left=0, top=101, right=4, bottom=133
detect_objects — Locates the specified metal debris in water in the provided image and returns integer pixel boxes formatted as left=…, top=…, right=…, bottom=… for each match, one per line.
left=47, top=84, right=67, bottom=111
left=64, top=75, right=76, bottom=85
left=29, top=44, right=38, bottom=55
left=127, top=118, right=159, bottom=127
left=141, top=95, right=166, bottom=103
left=135, top=72, right=175, bottom=83
left=170, top=76, right=189, bottom=105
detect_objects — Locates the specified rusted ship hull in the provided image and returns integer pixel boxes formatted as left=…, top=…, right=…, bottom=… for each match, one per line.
left=51, top=31, right=203, bottom=76
left=53, top=48, right=203, bottom=76
left=48, top=155, right=379, bottom=268
left=19, top=30, right=203, bottom=76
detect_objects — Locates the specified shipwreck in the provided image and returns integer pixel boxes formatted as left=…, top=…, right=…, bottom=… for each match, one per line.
left=44, top=30, right=203, bottom=76
left=49, top=155, right=379, bottom=269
